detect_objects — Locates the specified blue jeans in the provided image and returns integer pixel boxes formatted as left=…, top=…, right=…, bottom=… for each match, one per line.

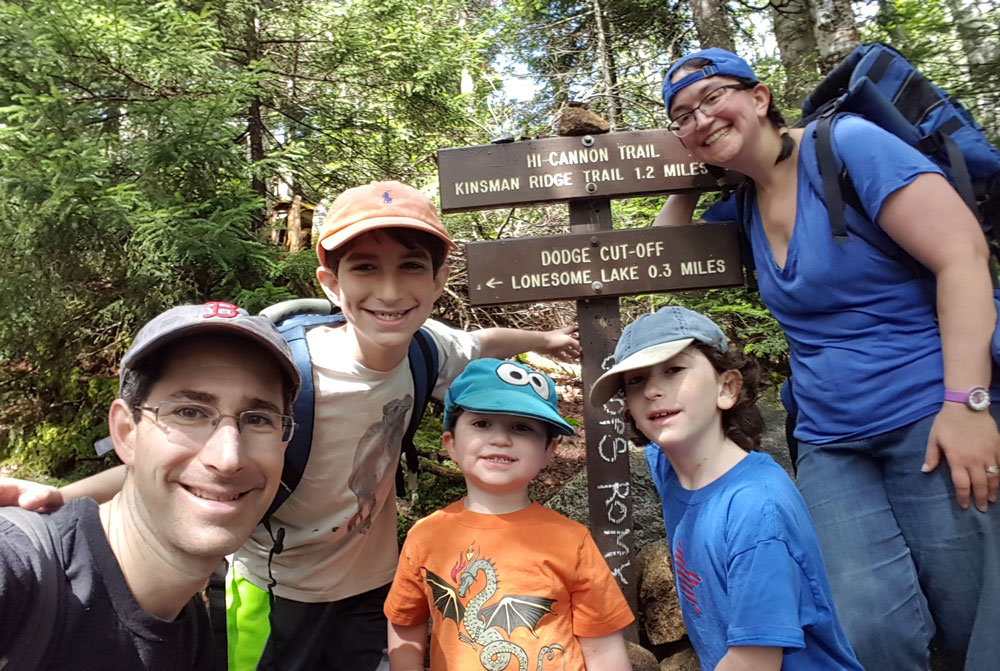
left=796, top=408, right=1000, bottom=671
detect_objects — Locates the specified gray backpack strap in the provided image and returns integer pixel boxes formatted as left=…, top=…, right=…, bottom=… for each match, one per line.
left=0, top=508, right=65, bottom=671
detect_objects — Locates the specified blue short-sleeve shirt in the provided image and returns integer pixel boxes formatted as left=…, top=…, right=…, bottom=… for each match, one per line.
left=749, top=116, right=946, bottom=442
left=645, top=447, right=863, bottom=670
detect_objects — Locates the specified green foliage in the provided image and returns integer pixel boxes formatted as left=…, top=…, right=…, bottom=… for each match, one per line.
left=621, top=287, right=789, bottom=381
left=4, top=372, right=119, bottom=479
left=4, top=0, right=999, bottom=482
left=397, top=409, right=466, bottom=541
left=0, top=0, right=491, bottom=473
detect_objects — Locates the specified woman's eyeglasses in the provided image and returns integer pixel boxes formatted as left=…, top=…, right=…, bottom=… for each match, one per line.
left=668, top=85, right=745, bottom=137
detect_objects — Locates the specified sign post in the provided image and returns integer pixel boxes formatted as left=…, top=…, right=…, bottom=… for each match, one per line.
left=569, top=198, right=640, bottom=598
left=437, top=129, right=739, bottom=630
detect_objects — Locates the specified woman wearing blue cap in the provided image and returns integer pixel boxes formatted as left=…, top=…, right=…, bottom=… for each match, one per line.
left=658, top=48, right=1000, bottom=671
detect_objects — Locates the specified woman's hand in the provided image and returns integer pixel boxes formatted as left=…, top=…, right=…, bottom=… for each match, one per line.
left=923, top=403, right=1000, bottom=511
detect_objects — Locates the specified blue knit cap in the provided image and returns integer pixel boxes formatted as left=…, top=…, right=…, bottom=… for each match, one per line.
left=662, top=47, right=759, bottom=114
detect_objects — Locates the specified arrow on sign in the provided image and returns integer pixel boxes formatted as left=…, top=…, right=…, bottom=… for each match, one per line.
left=485, top=277, right=503, bottom=289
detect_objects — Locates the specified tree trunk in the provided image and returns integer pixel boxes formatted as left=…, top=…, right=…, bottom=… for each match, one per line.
left=689, top=0, right=735, bottom=52
left=770, top=0, right=822, bottom=111
left=245, top=8, right=267, bottom=231
left=592, top=0, right=619, bottom=130
left=941, top=0, right=1000, bottom=135
left=287, top=196, right=304, bottom=252
left=810, top=0, right=859, bottom=71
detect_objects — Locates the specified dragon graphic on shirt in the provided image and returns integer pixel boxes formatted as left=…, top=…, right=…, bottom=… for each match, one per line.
left=424, top=544, right=566, bottom=671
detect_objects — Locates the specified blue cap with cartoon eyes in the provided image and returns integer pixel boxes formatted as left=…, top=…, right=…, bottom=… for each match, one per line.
left=444, top=358, right=575, bottom=436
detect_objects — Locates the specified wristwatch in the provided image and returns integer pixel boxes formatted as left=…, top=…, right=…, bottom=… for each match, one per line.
left=944, top=386, right=991, bottom=411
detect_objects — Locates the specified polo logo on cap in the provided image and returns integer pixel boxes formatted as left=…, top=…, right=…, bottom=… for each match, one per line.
left=201, top=301, right=240, bottom=319
left=382, top=191, right=392, bottom=205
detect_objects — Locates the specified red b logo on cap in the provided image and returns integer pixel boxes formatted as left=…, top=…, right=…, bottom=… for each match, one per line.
left=202, top=301, right=240, bottom=319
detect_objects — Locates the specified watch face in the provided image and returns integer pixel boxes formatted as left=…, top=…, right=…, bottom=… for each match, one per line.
left=969, top=387, right=991, bottom=411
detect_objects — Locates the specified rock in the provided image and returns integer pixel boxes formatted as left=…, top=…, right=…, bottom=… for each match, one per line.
left=758, top=400, right=793, bottom=475
left=660, top=647, right=701, bottom=671
left=638, top=540, right=686, bottom=645
left=557, top=103, right=610, bottom=136
left=627, top=641, right=660, bottom=671
left=545, top=446, right=666, bottom=548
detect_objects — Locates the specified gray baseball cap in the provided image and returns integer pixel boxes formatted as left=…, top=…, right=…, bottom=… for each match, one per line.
left=95, top=302, right=300, bottom=455
left=589, top=306, right=728, bottom=407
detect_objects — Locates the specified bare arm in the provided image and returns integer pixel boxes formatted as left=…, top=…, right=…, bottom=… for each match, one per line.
left=474, top=325, right=581, bottom=362
left=60, top=465, right=127, bottom=504
left=579, top=630, right=631, bottom=671
left=713, top=645, right=783, bottom=671
left=652, top=192, right=700, bottom=227
left=0, top=478, right=65, bottom=512
left=0, top=465, right=126, bottom=511
left=879, top=172, right=1000, bottom=511
left=387, top=620, right=427, bottom=671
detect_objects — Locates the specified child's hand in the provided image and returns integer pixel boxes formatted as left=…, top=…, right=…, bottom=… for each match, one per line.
left=540, top=325, right=581, bottom=362
left=0, top=478, right=65, bottom=513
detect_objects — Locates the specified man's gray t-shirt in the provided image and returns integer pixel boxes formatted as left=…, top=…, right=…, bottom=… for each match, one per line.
left=0, top=497, right=213, bottom=669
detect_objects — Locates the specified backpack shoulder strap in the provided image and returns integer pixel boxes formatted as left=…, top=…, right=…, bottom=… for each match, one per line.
left=813, top=114, right=852, bottom=244
left=397, top=327, right=440, bottom=495
left=0, top=508, right=65, bottom=671
left=808, top=116, right=932, bottom=284
left=734, top=180, right=758, bottom=289
left=263, top=308, right=346, bottom=522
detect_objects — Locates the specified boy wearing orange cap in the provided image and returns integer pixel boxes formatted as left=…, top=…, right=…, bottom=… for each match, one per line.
left=225, top=181, right=581, bottom=670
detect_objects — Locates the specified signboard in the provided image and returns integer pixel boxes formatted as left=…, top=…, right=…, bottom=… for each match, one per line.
left=438, top=129, right=738, bottom=213
left=465, top=222, right=742, bottom=305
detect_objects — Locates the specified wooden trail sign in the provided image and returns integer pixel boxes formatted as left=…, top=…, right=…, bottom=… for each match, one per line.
left=438, top=129, right=737, bottom=213
left=466, top=223, right=742, bottom=305
left=437, top=128, right=741, bottom=633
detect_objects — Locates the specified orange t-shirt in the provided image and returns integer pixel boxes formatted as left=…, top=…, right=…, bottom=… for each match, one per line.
left=384, top=501, right=634, bottom=670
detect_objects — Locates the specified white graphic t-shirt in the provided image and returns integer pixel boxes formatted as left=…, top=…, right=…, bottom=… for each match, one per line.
left=232, top=319, right=479, bottom=602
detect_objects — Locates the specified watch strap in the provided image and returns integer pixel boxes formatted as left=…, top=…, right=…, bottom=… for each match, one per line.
left=943, top=388, right=970, bottom=403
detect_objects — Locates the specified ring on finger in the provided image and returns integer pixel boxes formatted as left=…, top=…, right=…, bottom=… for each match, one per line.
left=986, top=465, right=1000, bottom=475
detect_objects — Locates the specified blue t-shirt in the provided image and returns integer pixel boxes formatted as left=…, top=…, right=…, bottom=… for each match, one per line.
left=749, top=116, right=946, bottom=443
left=645, top=446, right=863, bottom=671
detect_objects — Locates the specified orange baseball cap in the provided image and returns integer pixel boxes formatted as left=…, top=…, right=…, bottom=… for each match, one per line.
left=315, top=180, right=455, bottom=261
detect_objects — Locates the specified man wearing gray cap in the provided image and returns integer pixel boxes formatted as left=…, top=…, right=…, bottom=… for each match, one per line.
left=0, top=301, right=300, bottom=670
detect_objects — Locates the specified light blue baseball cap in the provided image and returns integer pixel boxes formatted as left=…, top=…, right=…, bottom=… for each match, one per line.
left=589, top=306, right=728, bottom=407
left=662, top=47, right=759, bottom=114
left=444, top=358, right=574, bottom=436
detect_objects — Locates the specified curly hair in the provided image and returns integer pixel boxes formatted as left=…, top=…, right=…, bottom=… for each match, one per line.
left=670, top=57, right=795, bottom=165
left=623, top=342, right=765, bottom=452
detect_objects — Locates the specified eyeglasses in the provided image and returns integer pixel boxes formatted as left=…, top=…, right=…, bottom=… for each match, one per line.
left=140, top=400, right=295, bottom=445
left=668, top=85, right=745, bottom=137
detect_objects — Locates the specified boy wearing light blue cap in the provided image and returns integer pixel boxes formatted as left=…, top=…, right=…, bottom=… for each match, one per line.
left=384, top=358, right=634, bottom=671
left=590, top=306, right=863, bottom=671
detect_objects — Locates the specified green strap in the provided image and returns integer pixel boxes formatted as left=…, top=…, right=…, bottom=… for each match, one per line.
left=226, top=567, right=272, bottom=671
